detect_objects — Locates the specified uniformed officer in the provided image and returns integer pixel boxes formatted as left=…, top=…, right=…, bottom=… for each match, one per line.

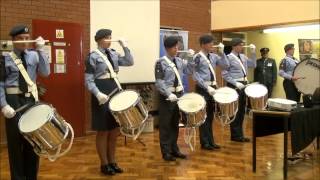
left=279, top=43, right=301, bottom=102
left=222, top=38, right=256, bottom=142
left=254, top=48, right=277, bottom=97
left=85, top=29, right=133, bottom=175
left=191, top=35, right=228, bottom=150
left=155, top=36, right=191, bottom=161
left=0, top=25, right=50, bottom=180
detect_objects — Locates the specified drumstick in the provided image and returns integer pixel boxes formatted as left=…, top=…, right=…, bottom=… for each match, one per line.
left=15, top=103, right=30, bottom=113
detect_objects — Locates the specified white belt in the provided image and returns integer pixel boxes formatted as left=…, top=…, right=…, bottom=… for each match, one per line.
left=97, top=72, right=112, bottom=79
left=234, top=77, right=248, bottom=82
left=204, top=81, right=217, bottom=86
left=168, top=86, right=183, bottom=92
left=6, top=87, right=31, bottom=97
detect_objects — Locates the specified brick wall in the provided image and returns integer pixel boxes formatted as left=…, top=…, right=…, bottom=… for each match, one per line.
left=0, top=0, right=90, bottom=143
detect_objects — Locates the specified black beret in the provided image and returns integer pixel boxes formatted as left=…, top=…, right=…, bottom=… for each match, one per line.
left=9, top=25, right=29, bottom=37
left=260, top=47, right=269, bottom=53
left=164, top=36, right=179, bottom=49
left=199, top=35, right=214, bottom=45
left=95, top=29, right=112, bottom=42
left=284, top=43, right=294, bottom=52
left=231, top=38, right=244, bottom=46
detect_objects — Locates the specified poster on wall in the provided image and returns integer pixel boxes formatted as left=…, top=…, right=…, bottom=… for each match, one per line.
left=160, top=29, right=189, bottom=91
left=298, top=39, right=320, bottom=61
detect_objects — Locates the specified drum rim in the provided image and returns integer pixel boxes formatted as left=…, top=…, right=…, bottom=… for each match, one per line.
left=213, top=87, right=239, bottom=103
left=108, top=89, right=141, bottom=112
left=18, top=103, right=54, bottom=133
left=177, top=92, right=206, bottom=113
left=293, top=58, right=320, bottom=95
left=244, top=83, right=268, bottom=98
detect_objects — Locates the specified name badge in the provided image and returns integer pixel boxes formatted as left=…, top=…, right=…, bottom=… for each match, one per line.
left=267, top=63, right=272, bottom=67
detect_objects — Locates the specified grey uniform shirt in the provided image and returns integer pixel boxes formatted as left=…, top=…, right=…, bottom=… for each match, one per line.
left=279, top=55, right=299, bottom=80
left=84, top=47, right=134, bottom=96
left=154, top=54, right=191, bottom=97
left=0, top=48, right=50, bottom=108
left=222, top=51, right=257, bottom=86
left=191, top=52, right=229, bottom=89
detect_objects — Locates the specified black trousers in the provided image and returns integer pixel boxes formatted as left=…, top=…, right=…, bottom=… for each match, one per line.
left=158, top=92, right=182, bottom=155
left=195, top=85, right=215, bottom=146
left=227, top=82, right=247, bottom=139
left=283, top=79, right=301, bottom=102
left=5, top=94, right=39, bottom=180
left=263, top=83, right=274, bottom=98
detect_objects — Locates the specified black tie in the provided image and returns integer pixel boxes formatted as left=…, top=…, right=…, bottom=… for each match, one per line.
left=105, top=49, right=115, bottom=69
left=173, top=58, right=179, bottom=87
left=207, top=53, right=214, bottom=81
left=19, top=52, right=28, bottom=93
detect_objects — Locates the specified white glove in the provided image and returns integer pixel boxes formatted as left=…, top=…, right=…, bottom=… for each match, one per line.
left=35, top=36, right=45, bottom=50
left=118, top=38, right=128, bottom=48
left=96, top=92, right=109, bottom=105
left=1, top=105, right=16, bottom=119
left=249, top=44, right=256, bottom=53
left=187, top=49, right=195, bottom=56
left=235, top=82, right=245, bottom=89
left=218, top=42, right=225, bottom=54
left=167, top=93, right=178, bottom=102
left=207, top=86, right=216, bottom=96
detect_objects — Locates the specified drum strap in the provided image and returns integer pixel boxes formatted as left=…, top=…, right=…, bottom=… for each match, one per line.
left=230, top=53, right=247, bottom=77
left=9, top=52, right=39, bottom=102
left=94, top=49, right=122, bottom=90
left=163, top=56, right=184, bottom=92
left=198, top=51, right=217, bottom=85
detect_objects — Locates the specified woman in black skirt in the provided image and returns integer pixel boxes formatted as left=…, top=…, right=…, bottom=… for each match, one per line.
left=85, top=29, right=133, bottom=175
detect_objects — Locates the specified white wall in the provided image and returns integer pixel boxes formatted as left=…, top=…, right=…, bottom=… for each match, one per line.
left=90, top=0, right=160, bottom=83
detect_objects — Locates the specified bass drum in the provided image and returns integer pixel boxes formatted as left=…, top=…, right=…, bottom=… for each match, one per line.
left=293, top=58, right=320, bottom=95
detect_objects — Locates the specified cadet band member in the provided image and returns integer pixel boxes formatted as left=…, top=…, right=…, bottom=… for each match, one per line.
left=254, top=48, right=277, bottom=98
left=222, top=38, right=256, bottom=142
left=85, top=29, right=133, bottom=175
left=279, top=43, right=301, bottom=102
left=155, top=36, right=191, bottom=161
left=0, top=25, right=49, bottom=180
left=191, top=35, right=228, bottom=150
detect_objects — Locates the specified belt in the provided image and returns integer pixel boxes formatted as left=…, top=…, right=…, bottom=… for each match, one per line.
left=97, top=72, right=112, bottom=79
left=6, top=87, right=31, bottom=97
left=234, top=77, right=248, bottom=82
left=168, top=86, right=183, bottom=92
left=204, top=81, right=217, bottom=86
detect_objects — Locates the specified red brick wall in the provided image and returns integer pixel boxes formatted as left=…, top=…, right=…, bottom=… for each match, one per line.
left=160, top=0, right=214, bottom=90
left=0, top=0, right=90, bottom=143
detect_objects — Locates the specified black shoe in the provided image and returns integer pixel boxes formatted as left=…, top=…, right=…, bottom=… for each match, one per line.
left=109, top=163, right=123, bottom=173
left=211, top=143, right=221, bottom=149
left=163, top=153, right=176, bottom=161
left=100, top=165, right=116, bottom=175
left=201, top=144, right=214, bottom=150
left=231, top=137, right=250, bottom=142
left=172, top=152, right=187, bottom=159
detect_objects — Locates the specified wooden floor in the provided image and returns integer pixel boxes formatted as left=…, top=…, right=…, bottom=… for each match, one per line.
left=0, top=117, right=319, bottom=180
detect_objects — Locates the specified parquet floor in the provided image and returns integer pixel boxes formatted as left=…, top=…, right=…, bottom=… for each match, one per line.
left=0, top=117, right=319, bottom=180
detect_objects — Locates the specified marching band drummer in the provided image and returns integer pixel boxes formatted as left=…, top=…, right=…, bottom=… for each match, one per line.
left=191, top=35, right=228, bottom=150
left=279, top=43, right=301, bottom=102
left=155, top=36, right=192, bottom=161
left=222, top=38, right=256, bottom=143
left=0, top=25, right=50, bottom=180
left=84, top=29, right=133, bottom=175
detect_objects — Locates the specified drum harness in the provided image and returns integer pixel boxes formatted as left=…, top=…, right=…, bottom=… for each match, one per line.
left=9, top=51, right=74, bottom=162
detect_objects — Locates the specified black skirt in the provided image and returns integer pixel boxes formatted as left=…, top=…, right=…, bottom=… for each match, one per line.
left=91, top=79, right=119, bottom=131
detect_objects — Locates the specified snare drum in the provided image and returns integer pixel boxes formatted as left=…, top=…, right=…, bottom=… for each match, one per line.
left=213, top=87, right=238, bottom=125
left=293, top=58, right=320, bottom=95
left=109, top=90, right=148, bottom=139
left=177, top=93, right=206, bottom=127
left=18, top=103, right=74, bottom=161
left=245, top=84, right=268, bottom=110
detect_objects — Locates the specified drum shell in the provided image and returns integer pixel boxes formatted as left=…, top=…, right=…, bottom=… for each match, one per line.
left=19, top=107, right=68, bottom=154
left=216, top=101, right=238, bottom=118
left=180, top=107, right=206, bottom=127
left=247, top=93, right=268, bottom=110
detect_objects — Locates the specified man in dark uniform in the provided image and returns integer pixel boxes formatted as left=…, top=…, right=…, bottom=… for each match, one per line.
left=0, top=25, right=50, bottom=180
left=279, top=43, right=301, bottom=102
left=254, top=48, right=277, bottom=97
left=155, top=36, right=190, bottom=161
